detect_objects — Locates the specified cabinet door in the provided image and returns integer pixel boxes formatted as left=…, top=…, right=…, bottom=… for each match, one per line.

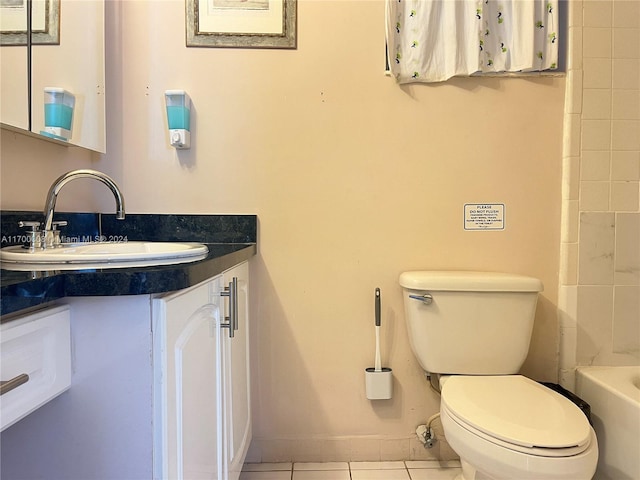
left=222, top=261, right=251, bottom=480
left=153, top=276, right=224, bottom=480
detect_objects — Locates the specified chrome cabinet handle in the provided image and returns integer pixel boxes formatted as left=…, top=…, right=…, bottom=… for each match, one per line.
left=231, top=277, right=238, bottom=332
left=220, top=277, right=238, bottom=338
left=409, top=294, right=433, bottom=305
left=0, top=373, right=30, bottom=396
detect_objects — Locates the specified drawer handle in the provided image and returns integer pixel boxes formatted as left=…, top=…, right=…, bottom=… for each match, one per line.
left=0, top=373, right=30, bottom=396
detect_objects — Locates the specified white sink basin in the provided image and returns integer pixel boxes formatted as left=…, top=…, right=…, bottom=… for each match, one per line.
left=0, top=242, right=209, bottom=270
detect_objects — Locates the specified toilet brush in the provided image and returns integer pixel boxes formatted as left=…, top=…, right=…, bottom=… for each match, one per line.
left=374, top=287, right=382, bottom=372
left=365, top=287, right=393, bottom=400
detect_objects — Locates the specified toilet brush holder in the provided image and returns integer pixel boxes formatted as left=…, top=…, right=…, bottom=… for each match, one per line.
left=365, top=367, right=393, bottom=400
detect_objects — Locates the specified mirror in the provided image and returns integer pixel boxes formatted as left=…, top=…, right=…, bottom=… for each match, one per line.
left=0, top=0, right=106, bottom=153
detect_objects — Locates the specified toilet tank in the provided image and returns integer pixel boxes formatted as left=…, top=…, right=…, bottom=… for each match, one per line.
left=399, top=271, right=543, bottom=375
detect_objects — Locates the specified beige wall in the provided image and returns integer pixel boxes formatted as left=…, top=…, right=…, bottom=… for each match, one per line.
left=0, top=130, right=105, bottom=212
left=1, top=0, right=566, bottom=462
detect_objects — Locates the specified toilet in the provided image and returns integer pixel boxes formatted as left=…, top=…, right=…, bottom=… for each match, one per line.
left=399, top=271, right=598, bottom=480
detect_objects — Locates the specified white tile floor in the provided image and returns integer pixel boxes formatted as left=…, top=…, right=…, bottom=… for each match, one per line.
left=241, top=461, right=462, bottom=480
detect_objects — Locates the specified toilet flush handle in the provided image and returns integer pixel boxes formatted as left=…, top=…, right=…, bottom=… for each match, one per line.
left=409, top=293, right=433, bottom=305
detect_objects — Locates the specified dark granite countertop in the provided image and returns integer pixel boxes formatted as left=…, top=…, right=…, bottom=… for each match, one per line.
left=1, top=212, right=257, bottom=318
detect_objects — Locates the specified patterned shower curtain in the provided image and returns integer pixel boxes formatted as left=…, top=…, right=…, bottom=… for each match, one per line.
left=386, top=0, right=559, bottom=83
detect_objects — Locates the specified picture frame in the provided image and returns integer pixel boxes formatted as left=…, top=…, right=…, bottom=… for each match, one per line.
left=0, top=0, right=60, bottom=46
left=186, top=0, right=296, bottom=49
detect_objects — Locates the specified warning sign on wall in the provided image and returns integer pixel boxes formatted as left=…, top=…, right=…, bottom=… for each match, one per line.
left=464, top=204, right=505, bottom=231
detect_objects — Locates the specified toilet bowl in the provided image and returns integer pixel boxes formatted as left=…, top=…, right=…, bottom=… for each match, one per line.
left=398, top=271, right=599, bottom=480
left=439, top=375, right=598, bottom=480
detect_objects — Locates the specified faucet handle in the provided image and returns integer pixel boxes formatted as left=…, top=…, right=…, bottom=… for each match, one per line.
left=18, top=220, right=42, bottom=230
left=51, top=221, right=68, bottom=247
left=18, top=221, right=43, bottom=249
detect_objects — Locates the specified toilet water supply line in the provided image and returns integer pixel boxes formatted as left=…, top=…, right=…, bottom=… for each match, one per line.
left=416, top=413, right=441, bottom=448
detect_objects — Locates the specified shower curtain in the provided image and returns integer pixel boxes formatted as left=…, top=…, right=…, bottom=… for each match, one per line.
left=386, top=0, right=559, bottom=83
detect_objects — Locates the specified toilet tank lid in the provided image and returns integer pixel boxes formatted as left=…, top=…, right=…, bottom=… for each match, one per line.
left=399, top=271, right=543, bottom=292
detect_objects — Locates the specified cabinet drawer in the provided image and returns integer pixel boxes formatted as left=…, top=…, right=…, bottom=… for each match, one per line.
left=1, top=305, right=71, bottom=432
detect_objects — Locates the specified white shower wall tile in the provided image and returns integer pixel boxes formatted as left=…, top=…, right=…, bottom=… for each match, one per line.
left=568, top=0, right=583, bottom=28
left=559, top=368, right=576, bottom=390
left=582, top=88, right=611, bottom=120
left=564, top=70, right=583, bottom=114
left=615, top=213, right=640, bottom=285
left=612, top=120, right=640, bottom=151
left=612, top=59, right=640, bottom=90
left=580, top=181, right=610, bottom=211
left=611, top=90, right=640, bottom=120
left=613, top=0, right=640, bottom=28
left=558, top=286, right=578, bottom=370
left=567, top=34, right=583, bottom=70
left=583, top=0, right=612, bottom=28
left=564, top=157, right=581, bottom=200
left=581, top=119, right=612, bottom=150
left=576, top=286, right=614, bottom=364
left=558, top=285, right=578, bottom=328
left=611, top=182, right=640, bottom=211
left=612, top=151, right=640, bottom=180
left=563, top=114, right=582, bottom=157
left=559, top=242, right=578, bottom=285
left=580, top=151, right=610, bottom=181
left=583, top=28, right=612, bottom=59
left=583, top=58, right=612, bottom=89
left=561, top=199, right=579, bottom=242
left=613, top=28, right=640, bottom=59
left=578, top=212, right=615, bottom=284
left=561, top=0, right=639, bottom=375
left=560, top=326, right=578, bottom=370
left=612, top=285, right=640, bottom=354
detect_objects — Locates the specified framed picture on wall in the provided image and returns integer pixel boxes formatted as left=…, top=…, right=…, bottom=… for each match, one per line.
left=186, top=0, right=296, bottom=49
left=0, top=0, right=60, bottom=45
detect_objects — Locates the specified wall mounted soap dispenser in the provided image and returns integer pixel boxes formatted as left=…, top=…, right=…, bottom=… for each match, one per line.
left=165, top=90, right=191, bottom=149
left=41, top=88, right=75, bottom=141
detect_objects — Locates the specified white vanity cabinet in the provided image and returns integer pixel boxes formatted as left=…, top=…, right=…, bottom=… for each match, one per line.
left=153, top=260, right=251, bottom=480
left=0, top=305, right=71, bottom=432
left=0, top=262, right=251, bottom=480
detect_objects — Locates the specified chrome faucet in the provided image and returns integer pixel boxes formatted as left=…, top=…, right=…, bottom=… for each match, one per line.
left=41, top=169, right=126, bottom=248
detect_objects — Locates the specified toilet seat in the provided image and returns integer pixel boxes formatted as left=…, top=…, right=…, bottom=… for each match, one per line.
left=441, top=375, right=592, bottom=456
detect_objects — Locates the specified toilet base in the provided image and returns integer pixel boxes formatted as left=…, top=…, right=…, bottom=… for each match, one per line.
left=441, top=403, right=598, bottom=480
left=457, top=459, right=496, bottom=480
